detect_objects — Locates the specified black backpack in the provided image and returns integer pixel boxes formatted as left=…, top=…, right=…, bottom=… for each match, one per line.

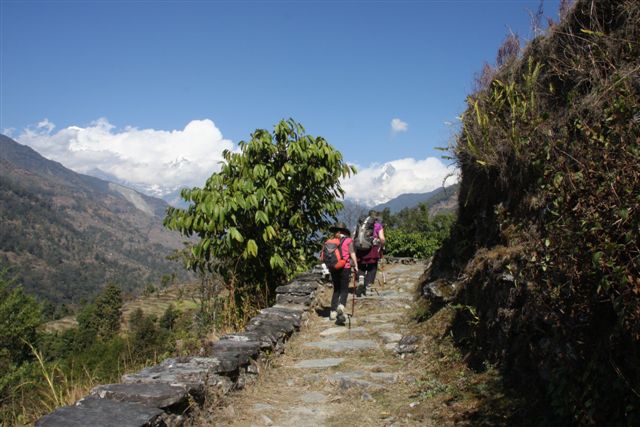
left=354, top=216, right=376, bottom=254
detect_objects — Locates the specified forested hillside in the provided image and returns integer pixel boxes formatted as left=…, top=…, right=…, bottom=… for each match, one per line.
left=423, top=0, right=639, bottom=424
left=0, top=135, right=187, bottom=311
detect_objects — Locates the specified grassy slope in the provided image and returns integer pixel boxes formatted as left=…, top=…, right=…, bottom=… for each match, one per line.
left=423, top=0, right=639, bottom=425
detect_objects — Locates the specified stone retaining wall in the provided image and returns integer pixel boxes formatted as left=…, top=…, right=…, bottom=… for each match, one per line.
left=36, top=271, right=324, bottom=427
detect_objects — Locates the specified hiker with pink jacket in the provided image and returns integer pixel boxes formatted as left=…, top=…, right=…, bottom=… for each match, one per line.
left=321, top=222, right=358, bottom=326
left=354, top=212, right=385, bottom=296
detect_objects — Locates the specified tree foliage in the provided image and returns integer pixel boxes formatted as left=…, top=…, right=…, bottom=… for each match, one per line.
left=0, top=272, right=42, bottom=423
left=76, top=283, right=122, bottom=343
left=165, top=119, right=355, bottom=308
left=380, top=204, right=456, bottom=259
left=0, top=271, right=42, bottom=368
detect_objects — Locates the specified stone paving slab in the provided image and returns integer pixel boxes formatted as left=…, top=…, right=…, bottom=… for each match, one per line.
left=319, top=326, right=367, bottom=337
left=273, top=303, right=308, bottom=312
left=362, top=290, right=412, bottom=300
left=303, top=373, right=323, bottom=384
left=304, top=339, right=378, bottom=352
left=326, top=371, right=366, bottom=381
left=251, top=403, right=276, bottom=412
left=293, top=358, right=345, bottom=369
left=260, top=307, right=304, bottom=326
left=385, top=342, right=399, bottom=351
left=36, top=396, right=164, bottom=427
left=300, top=391, right=329, bottom=404
left=367, top=322, right=395, bottom=331
left=337, top=377, right=384, bottom=391
left=281, top=406, right=332, bottom=427
left=378, top=331, right=402, bottom=343
left=275, top=282, right=319, bottom=295
left=90, top=383, right=188, bottom=409
left=210, top=339, right=262, bottom=361
left=369, top=372, right=400, bottom=383
left=289, top=272, right=324, bottom=283
left=359, top=313, right=403, bottom=322
left=122, top=357, right=227, bottom=394
left=276, top=293, right=315, bottom=306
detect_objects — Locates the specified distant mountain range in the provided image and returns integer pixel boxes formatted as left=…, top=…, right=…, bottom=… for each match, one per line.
left=85, top=167, right=190, bottom=208
left=0, top=134, right=189, bottom=307
left=338, top=183, right=458, bottom=228
left=370, top=183, right=459, bottom=214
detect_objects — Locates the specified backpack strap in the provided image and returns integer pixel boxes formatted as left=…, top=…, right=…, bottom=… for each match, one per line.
left=338, top=236, right=347, bottom=259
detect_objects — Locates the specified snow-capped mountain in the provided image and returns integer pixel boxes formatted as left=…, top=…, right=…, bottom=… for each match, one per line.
left=376, top=163, right=396, bottom=184
left=86, top=167, right=187, bottom=205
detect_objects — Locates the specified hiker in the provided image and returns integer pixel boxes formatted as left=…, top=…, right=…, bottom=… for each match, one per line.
left=355, top=212, right=385, bottom=297
left=324, top=222, right=358, bottom=326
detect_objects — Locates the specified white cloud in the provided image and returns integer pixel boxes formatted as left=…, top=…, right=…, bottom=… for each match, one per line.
left=342, top=157, right=458, bottom=206
left=390, top=118, right=408, bottom=133
left=37, top=118, right=56, bottom=133
left=14, top=117, right=458, bottom=209
left=16, top=118, right=234, bottom=197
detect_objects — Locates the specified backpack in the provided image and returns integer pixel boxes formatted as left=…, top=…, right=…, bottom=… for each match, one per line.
left=354, top=216, right=376, bottom=254
left=321, top=237, right=347, bottom=271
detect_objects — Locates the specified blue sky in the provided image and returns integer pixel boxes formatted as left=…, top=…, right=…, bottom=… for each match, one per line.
left=1, top=0, right=560, bottom=205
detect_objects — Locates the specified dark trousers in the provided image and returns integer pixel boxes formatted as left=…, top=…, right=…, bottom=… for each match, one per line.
left=358, top=262, right=378, bottom=288
left=330, top=268, right=351, bottom=310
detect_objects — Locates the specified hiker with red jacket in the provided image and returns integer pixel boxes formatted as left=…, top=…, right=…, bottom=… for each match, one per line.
left=355, top=212, right=385, bottom=297
left=323, top=222, right=358, bottom=326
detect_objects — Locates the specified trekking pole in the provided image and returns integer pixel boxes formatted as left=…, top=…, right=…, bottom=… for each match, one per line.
left=349, top=269, right=357, bottom=330
left=381, top=260, right=386, bottom=285
left=380, top=249, right=386, bottom=285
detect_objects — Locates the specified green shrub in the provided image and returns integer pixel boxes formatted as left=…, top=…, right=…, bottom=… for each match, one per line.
left=165, top=119, right=355, bottom=323
left=384, top=230, right=440, bottom=259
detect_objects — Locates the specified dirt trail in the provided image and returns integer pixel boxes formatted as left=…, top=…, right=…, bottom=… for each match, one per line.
left=203, top=262, right=504, bottom=427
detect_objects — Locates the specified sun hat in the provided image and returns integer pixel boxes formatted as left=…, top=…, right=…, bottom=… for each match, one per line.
left=329, top=222, right=351, bottom=236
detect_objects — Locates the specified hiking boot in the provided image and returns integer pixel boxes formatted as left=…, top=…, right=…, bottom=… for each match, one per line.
left=336, top=304, right=346, bottom=325
left=330, top=310, right=337, bottom=321
left=356, top=275, right=366, bottom=297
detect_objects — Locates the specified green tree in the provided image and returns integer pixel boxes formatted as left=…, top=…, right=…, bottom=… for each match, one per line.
left=380, top=205, right=456, bottom=259
left=160, top=273, right=175, bottom=290
left=128, top=308, right=144, bottom=330
left=159, top=304, right=177, bottom=331
left=0, top=271, right=42, bottom=367
left=164, top=119, right=355, bottom=311
left=430, top=213, right=456, bottom=240
left=380, top=208, right=394, bottom=229
left=76, top=302, right=99, bottom=348
left=394, top=203, right=431, bottom=232
left=128, top=309, right=167, bottom=361
left=94, top=283, right=122, bottom=339
left=0, top=271, right=42, bottom=420
left=77, top=283, right=122, bottom=343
